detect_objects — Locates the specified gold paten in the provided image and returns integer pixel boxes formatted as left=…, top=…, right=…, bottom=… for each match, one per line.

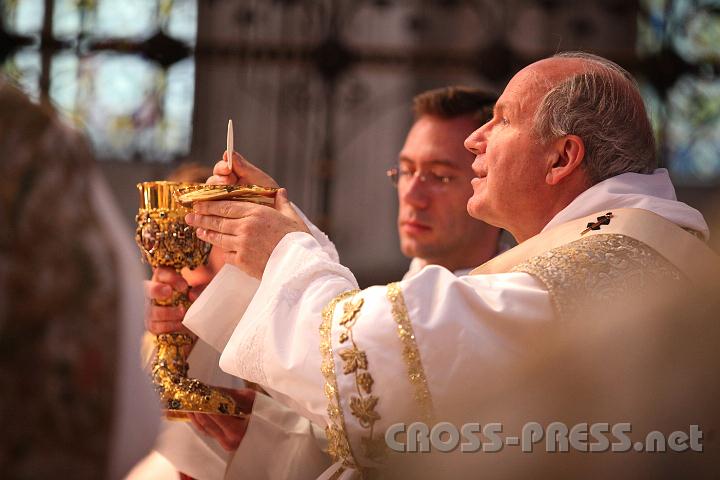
left=174, top=183, right=278, bottom=207
left=136, top=181, right=245, bottom=418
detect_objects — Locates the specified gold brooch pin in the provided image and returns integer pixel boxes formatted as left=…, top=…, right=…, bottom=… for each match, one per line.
left=581, top=212, right=614, bottom=235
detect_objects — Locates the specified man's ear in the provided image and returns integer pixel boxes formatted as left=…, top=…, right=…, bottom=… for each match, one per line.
left=546, top=134, right=585, bottom=185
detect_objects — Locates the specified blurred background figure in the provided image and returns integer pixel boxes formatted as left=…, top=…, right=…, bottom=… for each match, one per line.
left=0, top=79, right=159, bottom=479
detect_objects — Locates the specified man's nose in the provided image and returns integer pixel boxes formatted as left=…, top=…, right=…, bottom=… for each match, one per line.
left=400, top=175, right=431, bottom=209
left=464, top=124, right=487, bottom=155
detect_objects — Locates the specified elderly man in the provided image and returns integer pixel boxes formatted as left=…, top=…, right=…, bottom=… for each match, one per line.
left=143, top=88, right=501, bottom=478
left=185, top=51, right=719, bottom=477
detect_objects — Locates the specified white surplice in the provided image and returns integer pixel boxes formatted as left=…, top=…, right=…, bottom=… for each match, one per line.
left=144, top=266, right=471, bottom=478
left=187, top=169, right=709, bottom=477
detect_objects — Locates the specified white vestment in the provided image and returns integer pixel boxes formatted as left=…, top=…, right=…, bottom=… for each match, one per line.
left=136, top=262, right=470, bottom=478
left=185, top=169, right=709, bottom=478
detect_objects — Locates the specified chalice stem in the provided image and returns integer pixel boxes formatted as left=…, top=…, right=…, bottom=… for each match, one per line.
left=152, top=332, right=244, bottom=418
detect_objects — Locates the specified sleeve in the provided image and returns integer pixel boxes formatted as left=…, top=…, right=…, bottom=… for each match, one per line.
left=218, top=232, right=358, bottom=426
left=224, top=393, right=331, bottom=480
left=216, top=231, right=554, bottom=472
left=183, top=204, right=337, bottom=353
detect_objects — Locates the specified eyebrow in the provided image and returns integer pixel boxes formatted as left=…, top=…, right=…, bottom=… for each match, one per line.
left=494, top=101, right=515, bottom=117
left=398, top=156, right=462, bottom=169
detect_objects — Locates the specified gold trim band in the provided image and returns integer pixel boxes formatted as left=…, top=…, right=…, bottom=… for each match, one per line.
left=386, top=283, right=435, bottom=424
left=320, top=290, right=361, bottom=470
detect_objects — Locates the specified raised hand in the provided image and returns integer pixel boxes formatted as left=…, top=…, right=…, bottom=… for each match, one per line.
left=186, top=189, right=309, bottom=279
left=207, top=151, right=279, bottom=189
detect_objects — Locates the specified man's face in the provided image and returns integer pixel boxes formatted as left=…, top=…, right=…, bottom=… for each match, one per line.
left=397, top=114, right=495, bottom=269
left=464, top=63, right=557, bottom=231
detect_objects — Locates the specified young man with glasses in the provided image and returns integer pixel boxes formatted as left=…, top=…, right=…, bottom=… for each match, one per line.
left=388, top=87, right=502, bottom=277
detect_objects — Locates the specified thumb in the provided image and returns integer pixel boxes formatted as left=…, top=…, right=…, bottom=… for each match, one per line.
left=230, top=151, right=246, bottom=172
left=274, top=188, right=306, bottom=228
left=274, top=188, right=293, bottom=215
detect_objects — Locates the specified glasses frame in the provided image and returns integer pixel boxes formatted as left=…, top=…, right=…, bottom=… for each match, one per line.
left=386, top=166, right=453, bottom=189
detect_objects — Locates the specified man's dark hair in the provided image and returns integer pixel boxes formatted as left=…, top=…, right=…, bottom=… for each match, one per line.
left=412, top=86, right=497, bottom=124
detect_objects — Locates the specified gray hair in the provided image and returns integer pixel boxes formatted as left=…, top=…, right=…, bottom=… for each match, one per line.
left=533, top=51, right=656, bottom=184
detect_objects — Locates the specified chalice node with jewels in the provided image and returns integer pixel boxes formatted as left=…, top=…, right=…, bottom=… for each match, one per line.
left=135, top=181, right=276, bottom=419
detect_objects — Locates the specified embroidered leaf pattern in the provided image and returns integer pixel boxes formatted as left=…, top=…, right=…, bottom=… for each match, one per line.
left=340, top=297, right=364, bottom=326
left=350, top=395, right=380, bottom=428
left=339, top=347, right=367, bottom=374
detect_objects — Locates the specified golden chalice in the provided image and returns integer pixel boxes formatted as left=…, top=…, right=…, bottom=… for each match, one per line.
left=135, top=181, right=276, bottom=418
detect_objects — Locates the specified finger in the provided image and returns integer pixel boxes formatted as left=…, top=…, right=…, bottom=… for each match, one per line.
left=209, top=158, right=237, bottom=185
left=274, top=188, right=309, bottom=233
left=207, top=174, right=231, bottom=186
left=230, top=151, right=245, bottom=170
left=145, top=310, right=185, bottom=334
left=144, top=280, right=173, bottom=300
left=191, top=413, right=235, bottom=449
left=147, top=320, right=186, bottom=335
left=204, top=415, right=246, bottom=450
left=274, top=188, right=298, bottom=219
left=153, top=267, right=189, bottom=293
left=207, top=414, right=248, bottom=442
left=145, top=305, right=184, bottom=331
left=185, top=213, right=233, bottom=234
left=188, top=413, right=211, bottom=436
left=195, top=228, right=236, bottom=252
left=190, top=200, right=259, bottom=218
left=188, top=288, right=202, bottom=302
left=217, top=155, right=233, bottom=176
left=219, top=387, right=256, bottom=413
left=147, top=304, right=186, bottom=322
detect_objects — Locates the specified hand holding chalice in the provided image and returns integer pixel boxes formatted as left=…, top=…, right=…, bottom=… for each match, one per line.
left=135, top=180, right=276, bottom=418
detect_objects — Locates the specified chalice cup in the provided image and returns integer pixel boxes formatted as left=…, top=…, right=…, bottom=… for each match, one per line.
left=136, top=181, right=244, bottom=419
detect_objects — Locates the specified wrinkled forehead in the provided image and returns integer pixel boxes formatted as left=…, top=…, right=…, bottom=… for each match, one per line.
left=499, top=57, right=589, bottom=116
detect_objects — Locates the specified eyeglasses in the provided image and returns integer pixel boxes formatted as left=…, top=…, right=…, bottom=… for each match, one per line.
left=386, top=167, right=454, bottom=190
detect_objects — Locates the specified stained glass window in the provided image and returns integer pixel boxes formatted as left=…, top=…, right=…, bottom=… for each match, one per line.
left=1, top=0, right=197, bottom=162
left=638, top=0, right=720, bottom=186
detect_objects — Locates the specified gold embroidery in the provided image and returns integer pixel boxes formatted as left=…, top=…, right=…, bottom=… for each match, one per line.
left=511, top=234, right=683, bottom=321
left=357, top=372, right=374, bottom=394
left=336, top=294, right=384, bottom=462
left=341, top=298, right=364, bottom=325
left=320, top=290, right=383, bottom=472
left=350, top=395, right=381, bottom=428
left=339, top=347, right=368, bottom=374
left=386, top=283, right=435, bottom=424
left=320, top=290, right=360, bottom=469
